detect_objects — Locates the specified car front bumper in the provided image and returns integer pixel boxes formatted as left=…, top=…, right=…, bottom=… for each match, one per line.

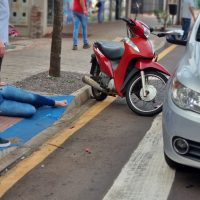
left=162, top=92, right=200, bottom=169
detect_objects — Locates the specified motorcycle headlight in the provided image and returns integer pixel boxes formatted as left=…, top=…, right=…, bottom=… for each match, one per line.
left=171, top=78, right=200, bottom=113
left=142, top=25, right=150, bottom=39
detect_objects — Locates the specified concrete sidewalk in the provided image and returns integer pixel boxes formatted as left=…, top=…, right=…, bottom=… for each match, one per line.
left=2, top=14, right=165, bottom=83
left=0, top=14, right=166, bottom=172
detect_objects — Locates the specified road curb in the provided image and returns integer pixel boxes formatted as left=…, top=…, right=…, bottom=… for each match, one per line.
left=67, top=85, right=91, bottom=112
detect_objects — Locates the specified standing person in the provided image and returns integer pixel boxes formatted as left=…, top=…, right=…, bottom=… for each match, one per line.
left=0, top=0, right=9, bottom=74
left=72, top=0, right=90, bottom=50
left=181, top=0, right=196, bottom=40
left=0, top=0, right=11, bottom=147
left=96, top=0, right=105, bottom=23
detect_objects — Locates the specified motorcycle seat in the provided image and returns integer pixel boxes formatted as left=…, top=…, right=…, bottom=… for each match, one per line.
left=94, top=40, right=124, bottom=60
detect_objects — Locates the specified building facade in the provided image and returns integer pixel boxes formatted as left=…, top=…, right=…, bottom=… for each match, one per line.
left=9, top=0, right=49, bottom=37
left=9, top=0, right=166, bottom=37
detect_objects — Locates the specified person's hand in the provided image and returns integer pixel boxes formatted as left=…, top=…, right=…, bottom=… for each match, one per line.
left=55, top=100, right=68, bottom=107
left=0, top=82, right=7, bottom=86
left=0, top=41, right=5, bottom=57
left=83, top=9, right=88, bottom=16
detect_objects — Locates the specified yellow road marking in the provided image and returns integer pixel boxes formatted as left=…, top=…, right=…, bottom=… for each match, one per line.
left=0, top=44, right=177, bottom=197
left=0, top=96, right=117, bottom=197
left=157, top=44, right=177, bottom=61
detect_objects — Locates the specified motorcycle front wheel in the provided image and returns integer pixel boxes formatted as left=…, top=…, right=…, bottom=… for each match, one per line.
left=126, top=70, right=168, bottom=116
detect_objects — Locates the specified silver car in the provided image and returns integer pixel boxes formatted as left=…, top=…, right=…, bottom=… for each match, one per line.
left=163, top=14, right=200, bottom=169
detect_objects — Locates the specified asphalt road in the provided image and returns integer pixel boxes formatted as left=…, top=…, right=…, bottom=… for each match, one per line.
left=2, top=45, right=200, bottom=200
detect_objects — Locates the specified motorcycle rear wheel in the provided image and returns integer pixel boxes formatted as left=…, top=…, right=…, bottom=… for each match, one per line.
left=91, top=64, right=108, bottom=101
left=126, top=70, right=168, bottom=116
left=91, top=87, right=108, bottom=101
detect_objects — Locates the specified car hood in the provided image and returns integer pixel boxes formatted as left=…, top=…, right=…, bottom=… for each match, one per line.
left=176, top=41, right=200, bottom=93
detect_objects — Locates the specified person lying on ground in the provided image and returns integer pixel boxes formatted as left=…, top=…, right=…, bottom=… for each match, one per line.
left=0, top=85, right=68, bottom=118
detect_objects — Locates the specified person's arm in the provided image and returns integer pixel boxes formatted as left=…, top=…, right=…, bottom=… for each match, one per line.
left=0, top=37, right=6, bottom=86
left=189, top=3, right=196, bottom=21
left=0, top=41, right=5, bottom=58
left=80, top=0, right=88, bottom=15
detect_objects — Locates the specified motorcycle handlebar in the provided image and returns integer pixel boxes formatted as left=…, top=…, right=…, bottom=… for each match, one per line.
left=120, top=18, right=154, bottom=33
left=150, top=27, right=154, bottom=33
left=157, top=33, right=166, bottom=37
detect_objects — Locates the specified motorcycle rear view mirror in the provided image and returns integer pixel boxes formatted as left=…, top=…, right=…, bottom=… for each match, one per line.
left=165, top=29, right=183, bottom=36
left=165, top=30, right=187, bottom=46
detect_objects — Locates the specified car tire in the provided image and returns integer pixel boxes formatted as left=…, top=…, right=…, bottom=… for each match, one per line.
left=164, top=153, right=185, bottom=169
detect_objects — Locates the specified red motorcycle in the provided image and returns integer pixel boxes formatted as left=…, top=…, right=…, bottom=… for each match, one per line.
left=83, top=18, right=171, bottom=116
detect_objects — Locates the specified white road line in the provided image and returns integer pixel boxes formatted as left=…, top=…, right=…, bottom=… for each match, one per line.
left=103, top=114, right=175, bottom=200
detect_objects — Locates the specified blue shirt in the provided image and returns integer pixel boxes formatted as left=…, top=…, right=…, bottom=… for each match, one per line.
left=0, top=0, right=9, bottom=44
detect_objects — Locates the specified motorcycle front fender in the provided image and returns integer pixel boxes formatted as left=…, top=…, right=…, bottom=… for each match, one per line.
left=121, top=68, right=139, bottom=94
left=135, top=59, right=171, bottom=76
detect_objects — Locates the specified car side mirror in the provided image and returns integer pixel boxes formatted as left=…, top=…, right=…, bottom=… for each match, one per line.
left=166, top=35, right=187, bottom=46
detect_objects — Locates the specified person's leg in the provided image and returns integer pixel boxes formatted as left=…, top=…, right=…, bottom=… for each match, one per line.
left=98, top=3, right=104, bottom=23
left=101, top=2, right=105, bottom=22
left=182, top=18, right=191, bottom=40
left=0, top=57, right=10, bottom=147
left=0, top=99, right=36, bottom=117
left=1, top=86, right=55, bottom=107
left=0, top=56, right=3, bottom=84
left=0, top=57, right=7, bottom=86
left=72, top=12, right=81, bottom=48
left=98, top=8, right=101, bottom=23
left=0, top=57, right=3, bottom=72
left=1, top=86, right=67, bottom=108
left=80, top=13, right=89, bottom=45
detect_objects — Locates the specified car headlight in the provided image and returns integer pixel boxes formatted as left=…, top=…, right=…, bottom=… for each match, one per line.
left=171, top=78, right=200, bottom=113
left=142, top=25, right=150, bottom=39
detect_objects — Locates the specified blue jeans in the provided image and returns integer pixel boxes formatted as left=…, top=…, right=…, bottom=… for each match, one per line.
left=72, top=12, right=88, bottom=46
left=98, top=1, right=105, bottom=23
left=182, top=18, right=191, bottom=40
left=0, top=86, right=55, bottom=118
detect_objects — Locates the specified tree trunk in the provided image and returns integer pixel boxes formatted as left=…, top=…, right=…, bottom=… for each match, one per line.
left=125, top=0, right=129, bottom=18
left=49, top=0, right=63, bottom=77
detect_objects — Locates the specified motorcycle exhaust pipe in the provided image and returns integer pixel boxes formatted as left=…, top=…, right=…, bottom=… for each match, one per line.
left=82, top=75, right=107, bottom=93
